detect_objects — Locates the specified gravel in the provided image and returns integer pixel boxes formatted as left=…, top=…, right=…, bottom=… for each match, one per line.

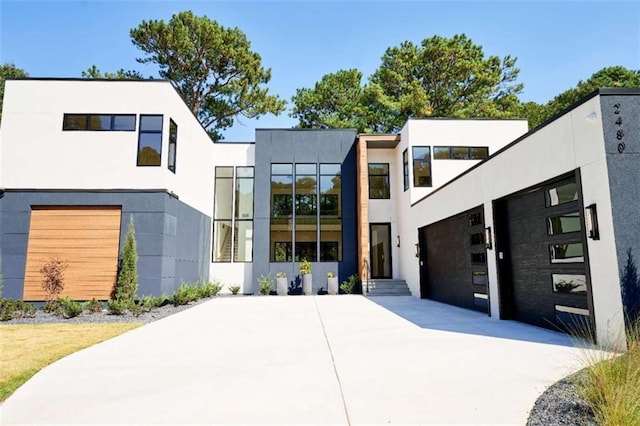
left=527, top=370, right=597, bottom=425
left=4, top=296, right=599, bottom=424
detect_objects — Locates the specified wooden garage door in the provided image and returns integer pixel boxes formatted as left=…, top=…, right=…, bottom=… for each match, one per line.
left=23, top=206, right=122, bottom=301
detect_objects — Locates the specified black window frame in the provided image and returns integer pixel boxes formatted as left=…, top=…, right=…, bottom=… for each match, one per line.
left=412, top=146, right=432, bottom=187
left=62, top=113, right=136, bottom=131
left=433, top=146, right=489, bottom=160
left=168, top=119, right=177, bottom=173
left=137, top=114, right=163, bottom=167
left=368, top=163, right=390, bottom=199
left=403, top=149, right=409, bottom=191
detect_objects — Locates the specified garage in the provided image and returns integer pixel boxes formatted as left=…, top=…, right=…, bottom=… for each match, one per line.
left=23, top=206, right=122, bottom=301
left=419, top=206, right=489, bottom=312
left=494, top=174, right=593, bottom=333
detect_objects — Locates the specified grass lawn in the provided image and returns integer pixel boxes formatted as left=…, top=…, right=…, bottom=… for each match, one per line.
left=0, top=323, right=141, bottom=402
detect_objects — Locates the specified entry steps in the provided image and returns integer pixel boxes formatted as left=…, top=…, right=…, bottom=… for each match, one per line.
left=365, top=279, right=412, bottom=296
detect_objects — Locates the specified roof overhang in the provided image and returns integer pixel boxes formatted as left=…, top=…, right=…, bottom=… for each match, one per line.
left=358, top=133, right=401, bottom=149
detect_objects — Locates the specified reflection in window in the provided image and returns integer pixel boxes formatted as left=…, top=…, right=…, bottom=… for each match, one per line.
left=137, top=115, right=163, bottom=166
left=212, top=221, right=232, bottom=262
left=547, top=212, right=581, bottom=235
left=412, top=147, right=432, bottom=187
left=552, top=274, right=587, bottom=294
left=213, top=167, right=233, bottom=262
left=320, top=164, right=342, bottom=261
left=63, top=114, right=136, bottom=131
left=168, top=119, right=177, bottom=173
left=432, top=146, right=489, bottom=160
left=271, top=164, right=293, bottom=262
left=550, top=243, right=584, bottom=263
left=234, top=167, right=254, bottom=262
left=368, top=163, right=390, bottom=199
left=403, top=149, right=409, bottom=191
left=433, top=146, right=451, bottom=159
left=472, top=271, right=488, bottom=286
left=295, top=164, right=317, bottom=261
left=546, top=182, right=578, bottom=207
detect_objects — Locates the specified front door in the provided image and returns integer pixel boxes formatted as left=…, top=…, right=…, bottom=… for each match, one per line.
left=370, top=223, right=392, bottom=278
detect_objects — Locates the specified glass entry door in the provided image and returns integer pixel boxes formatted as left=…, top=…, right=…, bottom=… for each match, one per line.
left=370, top=223, right=392, bottom=279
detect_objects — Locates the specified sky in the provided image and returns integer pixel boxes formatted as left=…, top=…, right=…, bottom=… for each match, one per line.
left=1, top=0, right=639, bottom=141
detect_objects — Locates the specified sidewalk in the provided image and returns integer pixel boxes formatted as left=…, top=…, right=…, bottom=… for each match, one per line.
left=0, top=295, right=590, bottom=425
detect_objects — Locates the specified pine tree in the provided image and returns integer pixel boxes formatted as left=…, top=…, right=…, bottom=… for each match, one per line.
left=115, top=218, right=138, bottom=303
left=621, top=248, right=640, bottom=324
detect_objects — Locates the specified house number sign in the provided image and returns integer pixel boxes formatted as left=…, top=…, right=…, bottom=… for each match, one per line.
left=613, top=102, right=626, bottom=153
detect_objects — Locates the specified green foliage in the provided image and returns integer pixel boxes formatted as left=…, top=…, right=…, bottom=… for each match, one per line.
left=0, top=299, right=37, bottom=321
left=43, top=299, right=63, bottom=315
left=291, top=34, right=523, bottom=133
left=129, top=11, right=286, bottom=141
left=300, top=259, right=312, bottom=275
left=196, top=280, right=223, bottom=298
left=138, top=295, right=166, bottom=311
left=228, top=284, right=241, bottom=295
left=257, top=274, right=274, bottom=295
left=115, top=218, right=139, bottom=303
left=107, top=299, right=129, bottom=315
left=58, top=296, right=85, bottom=319
left=0, top=63, right=29, bottom=123
left=81, top=65, right=144, bottom=79
left=128, top=302, right=143, bottom=317
left=577, top=318, right=640, bottom=425
left=171, top=282, right=200, bottom=306
left=85, top=298, right=103, bottom=314
left=39, top=257, right=68, bottom=302
left=327, top=272, right=336, bottom=278
left=340, top=274, right=360, bottom=294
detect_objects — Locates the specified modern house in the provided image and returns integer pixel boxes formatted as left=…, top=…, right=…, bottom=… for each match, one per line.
left=0, top=79, right=638, bottom=347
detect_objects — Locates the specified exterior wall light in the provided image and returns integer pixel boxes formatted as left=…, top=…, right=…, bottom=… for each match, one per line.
left=485, top=227, right=493, bottom=250
left=396, top=235, right=401, bottom=247
left=585, top=204, right=599, bottom=240
left=415, top=243, right=420, bottom=258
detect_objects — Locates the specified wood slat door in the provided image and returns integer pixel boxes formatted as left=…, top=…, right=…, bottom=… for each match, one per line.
left=23, top=206, right=122, bottom=301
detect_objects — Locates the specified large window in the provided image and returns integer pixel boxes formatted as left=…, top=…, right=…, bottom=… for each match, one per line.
left=412, top=146, right=432, bottom=187
left=433, top=146, right=489, bottom=160
left=213, top=166, right=254, bottom=262
left=368, top=163, right=390, bottom=199
left=403, top=149, right=409, bottom=191
left=168, top=119, right=177, bottom=173
left=137, top=115, right=163, bottom=166
left=270, top=163, right=342, bottom=262
left=63, top=114, right=136, bottom=131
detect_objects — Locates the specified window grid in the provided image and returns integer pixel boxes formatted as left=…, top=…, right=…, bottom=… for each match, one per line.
left=62, top=114, right=136, bottom=131
left=412, top=147, right=432, bottom=187
left=137, top=115, right=163, bottom=167
left=433, top=146, right=489, bottom=160
left=368, top=163, right=390, bottom=199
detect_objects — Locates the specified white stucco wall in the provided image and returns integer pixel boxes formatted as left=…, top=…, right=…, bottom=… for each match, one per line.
left=396, top=96, right=625, bottom=346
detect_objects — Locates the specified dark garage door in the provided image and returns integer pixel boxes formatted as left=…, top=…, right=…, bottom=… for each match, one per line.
left=495, top=174, right=593, bottom=333
left=419, top=206, right=489, bottom=313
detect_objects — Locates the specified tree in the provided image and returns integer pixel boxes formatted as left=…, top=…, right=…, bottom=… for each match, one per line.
left=115, top=218, right=138, bottom=303
left=129, top=11, right=285, bottom=140
left=81, top=65, right=144, bottom=79
left=621, top=248, right=640, bottom=325
left=290, top=69, right=369, bottom=131
left=0, top=63, right=29, bottom=124
left=291, top=34, right=523, bottom=133
left=369, top=34, right=523, bottom=132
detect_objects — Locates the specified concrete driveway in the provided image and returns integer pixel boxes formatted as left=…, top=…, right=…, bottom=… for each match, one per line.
left=1, top=296, right=592, bottom=425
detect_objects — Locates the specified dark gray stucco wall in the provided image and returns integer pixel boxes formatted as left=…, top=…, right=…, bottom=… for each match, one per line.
left=600, top=93, right=640, bottom=320
left=0, top=190, right=210, bottom=299
left=253, top=129, right=358, bottom=293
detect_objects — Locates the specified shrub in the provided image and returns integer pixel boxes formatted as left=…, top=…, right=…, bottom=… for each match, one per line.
left=196, top=280, right=223, bottom=298
left=114, top=218, right=138, bottom=303
left=257, top=274, right=274, bottom=295
left=43, top=299, right=63, bottom=315
left=128, top=302, right=143, bottom=317
left=138, top=295, right=166, bottom=312
left=58, top=296, right=85, bottom=319
left=40, top=257, right=67, bottom=301
left=327, top=272, right=336, bottom=278
left=229, top=284, right=241, bottom=295
left=107, top=299, right=129, bottom=315
left=340, top=274, right=360, bottom=294
left=85, top=298, right=103, bottom=314
left=171, top=283, right=199, bottom=306
left=0, top=299, right=37, bottom=321
left=276, top=272, right=287, bottom=279
left=300, top=259, right=312, bottom=275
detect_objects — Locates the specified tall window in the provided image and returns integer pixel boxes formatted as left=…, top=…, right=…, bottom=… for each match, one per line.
left=63, top=114, right=136, bottom=131
left=168, top=119, right=177, bottom=173
left=137, top=115, right=163, bottom=166
left=412, top=146, right=431, bottom=187
left=403, top=149, right=409, bottom=191
left=368, top=163, right=390, bottom=199
left=270, top=163, right=342, bottom=262
left=320, top=164, right=342, bottom=261
left=271, top=164, right=293, bottom=262
left=213, top=167, right=254, bottom=262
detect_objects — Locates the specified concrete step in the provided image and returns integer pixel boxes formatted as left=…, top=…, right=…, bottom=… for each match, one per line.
left=365, top=279, right=412, bottom=296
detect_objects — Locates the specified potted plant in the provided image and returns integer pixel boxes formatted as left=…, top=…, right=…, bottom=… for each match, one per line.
left=276, top=272, right=288, bottom=296
left=300, top=259, right=313, bottom=295
left=327, top=272, right=338, bottom=295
